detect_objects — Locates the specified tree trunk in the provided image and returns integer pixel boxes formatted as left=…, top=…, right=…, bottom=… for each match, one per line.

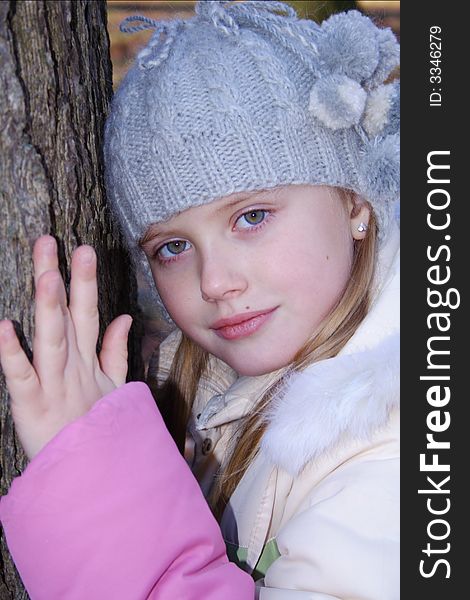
left=0, top=1, right=143, bottom=597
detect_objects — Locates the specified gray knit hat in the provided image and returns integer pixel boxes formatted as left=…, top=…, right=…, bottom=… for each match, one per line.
left=104, top=0, right=399, bottom=289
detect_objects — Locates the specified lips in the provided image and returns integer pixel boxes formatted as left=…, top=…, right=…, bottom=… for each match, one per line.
left=211, top=307, right=278, bottom=340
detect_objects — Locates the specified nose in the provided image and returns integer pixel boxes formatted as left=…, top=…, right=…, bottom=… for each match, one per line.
left=199, top=250, right=248, bottom=302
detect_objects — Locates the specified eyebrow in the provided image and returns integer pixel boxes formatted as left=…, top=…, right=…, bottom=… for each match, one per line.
left=214, top=189, right=277, bottom=213
left=139, top=224, right=167, bottom=248
left=215, top=196, right=249, bottom=213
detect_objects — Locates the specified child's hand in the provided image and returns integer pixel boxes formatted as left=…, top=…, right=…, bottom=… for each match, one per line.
left=0, top=235, right=133, bottom=460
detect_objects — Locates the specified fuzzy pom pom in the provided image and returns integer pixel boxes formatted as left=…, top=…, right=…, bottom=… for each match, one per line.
left=359, top=134, right=400, bottom=205
left=366, top=27, right=400, bottom=89
left=318, top=10, right=379, bottom=83
left=362, top=81, right=399, bottom=137
left=309, top=74, right=367, bottom=130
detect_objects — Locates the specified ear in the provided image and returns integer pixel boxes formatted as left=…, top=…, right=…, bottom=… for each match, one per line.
left=348, top=196, right=371, bottom=240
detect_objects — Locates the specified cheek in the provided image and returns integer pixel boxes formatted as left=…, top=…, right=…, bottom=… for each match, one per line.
left=284, top=225, right=350, bottom=272
left=151, top=268, right=193, bottom=322
left=279, top=233, right=353, bottom=311
left=324, top=245, right=353, bottom=299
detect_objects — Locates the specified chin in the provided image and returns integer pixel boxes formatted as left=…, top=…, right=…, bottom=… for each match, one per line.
left=223, top=353, right=292, bottom=377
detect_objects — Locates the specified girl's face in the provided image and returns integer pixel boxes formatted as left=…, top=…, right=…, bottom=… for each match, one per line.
left=142, top=185, right=368, bottom=376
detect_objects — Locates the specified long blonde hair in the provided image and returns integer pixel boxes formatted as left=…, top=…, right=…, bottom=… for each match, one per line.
left=155, top=188, right=377, bottom=519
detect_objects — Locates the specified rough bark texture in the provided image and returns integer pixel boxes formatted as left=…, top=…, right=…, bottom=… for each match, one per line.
left=0, top=2, right=143, bottom=597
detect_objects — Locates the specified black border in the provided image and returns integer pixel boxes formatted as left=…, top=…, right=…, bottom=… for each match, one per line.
left=401, top=1, right=466, bottom=595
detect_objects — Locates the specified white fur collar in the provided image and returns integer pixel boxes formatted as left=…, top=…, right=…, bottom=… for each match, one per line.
left=260, top=225, right=400, bottom=475
left=260, top=332, right=399, bottom=475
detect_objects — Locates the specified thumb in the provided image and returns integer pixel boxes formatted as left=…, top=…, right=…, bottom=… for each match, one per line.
left=99, top=314, right=132, bottom=386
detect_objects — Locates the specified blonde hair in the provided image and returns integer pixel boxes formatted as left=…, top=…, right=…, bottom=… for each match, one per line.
left=155, top=188, right=377, bottom=519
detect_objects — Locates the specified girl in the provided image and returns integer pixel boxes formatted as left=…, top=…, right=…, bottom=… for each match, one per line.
left=0, top=1, right=400, bottom=598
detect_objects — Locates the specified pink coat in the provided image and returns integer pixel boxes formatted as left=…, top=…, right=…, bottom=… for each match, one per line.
left=0, top=382, right=254, bottom=599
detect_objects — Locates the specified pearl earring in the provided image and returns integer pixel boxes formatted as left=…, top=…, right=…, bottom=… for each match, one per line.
left=357, top=222, right=368, bottom=232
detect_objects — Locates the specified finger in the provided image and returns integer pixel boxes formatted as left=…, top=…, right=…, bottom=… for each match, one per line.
left=32, top=270, right=69, bottom=384
left=68, top=245, right=99, bottom=362
left=0, top=320, right=40, bottom=404
left=33, top=235, right=59, bottom=288
left=99, top=315, right=132, bottom=386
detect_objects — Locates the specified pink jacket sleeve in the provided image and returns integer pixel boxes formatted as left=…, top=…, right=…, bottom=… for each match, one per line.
left=0, top=382, right=254, bottom=600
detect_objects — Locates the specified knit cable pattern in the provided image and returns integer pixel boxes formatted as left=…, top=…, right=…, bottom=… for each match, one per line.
left=104, top=0, right=400, bottom=320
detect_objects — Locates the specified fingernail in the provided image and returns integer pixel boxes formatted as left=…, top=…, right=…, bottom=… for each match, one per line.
left=43, top=238, right=56, bottom=254
left=0, top=321, right=14, bottom=341
left=81, top=247, right=95, bottom=265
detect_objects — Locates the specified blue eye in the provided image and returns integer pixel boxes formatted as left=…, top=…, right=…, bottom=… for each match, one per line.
left=236, top=210, right=267, bottom=229
left=158, top=240, right=191, bottom=259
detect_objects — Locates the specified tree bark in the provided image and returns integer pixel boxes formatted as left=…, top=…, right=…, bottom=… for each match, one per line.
left=0, top=1, right=143, bottom=597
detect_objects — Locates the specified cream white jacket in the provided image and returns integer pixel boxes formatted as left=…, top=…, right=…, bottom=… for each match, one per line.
left=154, top=223, right=400, bottom=599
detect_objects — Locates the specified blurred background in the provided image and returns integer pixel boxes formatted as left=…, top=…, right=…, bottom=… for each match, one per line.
left=105, top=0, right=400, bottom=366
left=107, top=1, right=399, bottom=88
